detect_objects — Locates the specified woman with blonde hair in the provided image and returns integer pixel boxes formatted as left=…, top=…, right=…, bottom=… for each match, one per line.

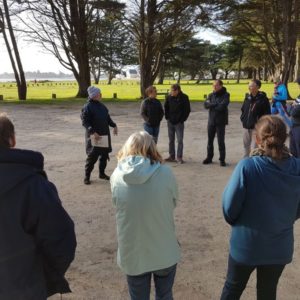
left=110, top=131, right=180, bottom=300
left=221, top=115, right=300, bottom=299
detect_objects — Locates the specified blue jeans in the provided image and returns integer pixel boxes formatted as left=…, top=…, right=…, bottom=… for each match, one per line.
left=127, top=264, right=177, bottom=300
left=143, top=123, right=160, bottom=144
left=167, top=121, right=184, bottom=159
left=220, top=256, right=285, bottom=300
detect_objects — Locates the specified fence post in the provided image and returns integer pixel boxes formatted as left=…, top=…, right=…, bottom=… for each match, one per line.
left=52, top=93, right=56, bottom=99
left=0, top=95, right=3, bottom=101
left=113, top=93, right=117, bottom=99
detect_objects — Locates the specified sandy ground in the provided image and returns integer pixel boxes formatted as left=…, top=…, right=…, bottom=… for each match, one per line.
left=1, top=102, right=300, bottom=300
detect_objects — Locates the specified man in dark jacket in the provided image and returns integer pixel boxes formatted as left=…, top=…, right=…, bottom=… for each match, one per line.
left=240, top=80, right=270, bottom=157
left=0, top=113, right=76, bottom=300
left=140, top=85, right=164, bottom=144
left=203, top=79, right=230, bottom=166
left=164, top=84, right=191, bottom=164
left=81, top=86, right=118, bottom=184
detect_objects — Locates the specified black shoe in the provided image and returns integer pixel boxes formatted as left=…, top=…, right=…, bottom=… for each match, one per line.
left=84, top=177, right=91, bottom=185
left=220, top=161, right=226, bottom=167
left=99, top=174, right=110, bottom=180
left=202, top=158, right=212, bottom=164
left=164, top=156, right=176, bottom=162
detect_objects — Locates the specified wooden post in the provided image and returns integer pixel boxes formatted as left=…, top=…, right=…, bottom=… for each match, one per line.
left=113, top=93, right=117, bottom=99
left=0, top=95, right=3, bottom=101
left=52, top=93, right=56, bottom=99
left=204, top=94, right=207, bottom=100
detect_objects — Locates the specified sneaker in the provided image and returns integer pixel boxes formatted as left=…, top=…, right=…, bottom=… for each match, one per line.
left=202, top=158, right=212, bottom=164
left=99, top=174, right=110, bottom=180
left=164, top=156, right=176, bottom=162
left=220, top=161, right=226, bottom=167
left=84, top=177, right=91, bottom=185
left=177, top=158, right=184, bottom=164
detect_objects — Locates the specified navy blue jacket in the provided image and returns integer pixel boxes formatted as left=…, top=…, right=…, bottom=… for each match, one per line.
left=81, top=99, right=116, bottom=153
left=223, top=156, right=300, bottom=265
left=0, top=148, right=76, bottom=299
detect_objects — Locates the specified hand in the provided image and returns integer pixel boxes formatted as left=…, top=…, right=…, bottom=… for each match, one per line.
left=113, top=126, right=118, bottom=136
left=92, top=132, right=101, bottom=140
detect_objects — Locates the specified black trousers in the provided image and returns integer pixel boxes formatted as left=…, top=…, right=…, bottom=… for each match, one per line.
left=207, top=124, right=226, bottom=161
left=85, top=147, right=109, bottom=178
left=220, top=255, right=285, bottom=300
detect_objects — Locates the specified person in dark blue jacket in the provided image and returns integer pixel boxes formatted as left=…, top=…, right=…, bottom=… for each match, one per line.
left=221, top=115, right=300, bottom=300
left=0, top=113, right=76, bottom=300
left=81, top=86, right=118, bottom=184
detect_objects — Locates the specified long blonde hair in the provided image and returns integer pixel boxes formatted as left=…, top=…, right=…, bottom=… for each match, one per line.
left=117, top=131, right=163, bottom=164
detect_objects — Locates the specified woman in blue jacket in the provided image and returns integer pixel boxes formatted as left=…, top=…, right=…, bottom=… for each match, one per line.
left=110, top=131, right=180, bottom=300
left=221, top=115, right=300, bottom=300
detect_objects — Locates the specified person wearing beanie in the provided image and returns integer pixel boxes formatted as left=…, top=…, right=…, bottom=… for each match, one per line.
left=81, top=86, right=118, bottom=184
left=289, top=79, right=300, bottom=157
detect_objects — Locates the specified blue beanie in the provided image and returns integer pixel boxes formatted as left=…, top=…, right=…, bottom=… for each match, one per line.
left=87, top=86, right=101, bottom=99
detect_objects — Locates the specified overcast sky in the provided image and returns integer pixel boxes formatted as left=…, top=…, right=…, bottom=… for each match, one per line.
left=0, top=29, right=228, bottom=74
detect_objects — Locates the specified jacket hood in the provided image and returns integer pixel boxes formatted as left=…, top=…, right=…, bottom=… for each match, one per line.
left=252, top=156, right=300, bottom=185
left=0, top=148, right=44, bottom=197
left=114, top=155, right=161, bottom=185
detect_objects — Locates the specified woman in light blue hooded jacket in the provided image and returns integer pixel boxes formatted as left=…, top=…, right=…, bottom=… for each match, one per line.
left=110, top=131, right=180, bottom=300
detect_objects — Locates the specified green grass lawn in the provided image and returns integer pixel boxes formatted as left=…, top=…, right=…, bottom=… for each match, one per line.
left=0, top=79, right=299, bottom=103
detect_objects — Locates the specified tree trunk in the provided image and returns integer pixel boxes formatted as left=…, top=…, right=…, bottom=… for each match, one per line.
left=225, top=70, right=229, bottom=80
left=1, top=2, right=27, bottom=100
left=294, top=45, right=300, bottom=82
left=236, top=49, right=243, bottom=84
left=211, top=69, right=218, bottom=80
left=281, top=0, right=299, bottom=98
left=108, top=71, right=113, bottom=85
left=157, top=58, right=165, bottom=84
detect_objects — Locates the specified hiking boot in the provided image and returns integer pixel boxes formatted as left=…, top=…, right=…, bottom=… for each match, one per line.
left=202, top=158, right=212, bottom=164
left=220, top=161, right=226, bottom=167
left=99, top=173, right=110, bottom=180
left=164, top=156, right=176, bottom=162
left=84, top=177, right=91, bottom=185
left=177, top=157, right=184, bottom=164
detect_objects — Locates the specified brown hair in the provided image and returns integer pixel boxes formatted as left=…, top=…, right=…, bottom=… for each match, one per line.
left=145, top=85, right=156, bottom=97
left=171, top=84, right=181, bottom=92
left=0, top=113, right=15, bottom=149
left=117, top=131, right=163, bottom=164
left=255, top=115, right=287, bottom=160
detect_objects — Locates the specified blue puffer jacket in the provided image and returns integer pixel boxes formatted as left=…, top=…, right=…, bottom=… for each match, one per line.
left=0, top=148, right=76, bottom=299
left=223, top=155, right=300, bottom=265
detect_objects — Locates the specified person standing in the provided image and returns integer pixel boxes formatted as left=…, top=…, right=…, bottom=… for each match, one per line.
left=140, top=85, right=164, bottom=144
left=289, top=78, right=300, bottom=157
left=240, top=79, right=270, bottom=157
left=0, top=113, right=76, bottom=299
left=203, top=79, right=230, bottom=166
left=221, top=115, right=300, bottom=300
left=81, top=86, right=118, bottom=184
left=164, top=84, right=191, bottom=164
left=271, top=77, right=291, bottom=127
left=110, top=131, right=181, bottom=300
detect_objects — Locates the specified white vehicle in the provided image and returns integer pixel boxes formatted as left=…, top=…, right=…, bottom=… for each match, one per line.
left=115, top=65, right=140, bottom=79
